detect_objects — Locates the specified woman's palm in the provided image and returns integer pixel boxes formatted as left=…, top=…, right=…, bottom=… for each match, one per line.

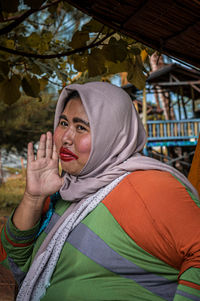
left=26, top=132, right=63, bottom=198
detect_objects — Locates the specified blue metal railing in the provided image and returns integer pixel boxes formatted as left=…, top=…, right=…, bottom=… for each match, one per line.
left=147, top=119, right=200, bottom=142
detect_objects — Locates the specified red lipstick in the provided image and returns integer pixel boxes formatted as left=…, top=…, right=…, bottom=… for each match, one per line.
left=59, top=147, right=78, bottom=162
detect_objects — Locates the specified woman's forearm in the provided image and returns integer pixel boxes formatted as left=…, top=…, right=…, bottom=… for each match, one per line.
left=12, top=192, right=46, bottom=231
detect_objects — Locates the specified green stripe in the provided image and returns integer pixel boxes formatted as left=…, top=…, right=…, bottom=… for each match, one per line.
left=173, top=176, right=200, bottom=208
left=43, top=242, right=165, bottom=301
left=178, top=284, right=200, bottom=298
left=6, top=214, right=40, bottom=244
left=180, top=268, right=200, bottom=285
left=175, top=290, right=200, bottom=301
left=82, top=203, right=178, bottom=281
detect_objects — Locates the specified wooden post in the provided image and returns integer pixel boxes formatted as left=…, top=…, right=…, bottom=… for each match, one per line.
left=0, top=149, right=3, bottom=185
left=190, top=85, right=195, bottom=117
left=180, top=87, right=187, bottom=119
left=142, top=87, right=147, bottom=133
left=20, top=157, right=25, bottom=176
left=177, top=94, right=181, bottom=120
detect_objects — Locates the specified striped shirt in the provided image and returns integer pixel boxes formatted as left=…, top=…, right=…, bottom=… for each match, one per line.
left=1, top=170, right=200, bottom=300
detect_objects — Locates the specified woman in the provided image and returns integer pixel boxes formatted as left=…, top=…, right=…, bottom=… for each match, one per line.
left=1, top=82, right=200, bottom=301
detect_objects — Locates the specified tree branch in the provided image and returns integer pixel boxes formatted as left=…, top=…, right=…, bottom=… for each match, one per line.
left=0, top=0, right=63, bottom=36
left=0, top=31, right=115, bottom=59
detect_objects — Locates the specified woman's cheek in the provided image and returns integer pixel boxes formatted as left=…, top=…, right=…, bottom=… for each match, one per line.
left=54, top=128, right=62, bottom=150
left=77, top=135, right=91, bottom=154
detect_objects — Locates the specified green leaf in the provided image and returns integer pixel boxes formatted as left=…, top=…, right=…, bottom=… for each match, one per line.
left=22, top=75, right=40, bottom=98
left=0, top=61, right=9, bottom=78
left=106, top=60, right=128, bottom=74
left=69, top=31, right=89, bottom=49
left=0, top=75, right=21, bottom=105
left=31, top=63, right=44, bottom=76
left=127, top=57, right=147, bottom=90
left=103, top=38, right=127, bottom=63
left=88, top=49, right=106, bottom=77
left=0, top=0, right=19, bottom=12
left=27, top=33, right=41, bottom=49
left=73, top=55, right=88, bottom=72
left=5, top=40, right=15, bottom=49
left=82, top=19, right=107, bottom=33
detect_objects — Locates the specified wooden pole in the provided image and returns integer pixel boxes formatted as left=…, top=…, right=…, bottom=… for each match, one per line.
left=190, top=85, right=195, bottom=117
left=142, top=87, right=147, bottom=133
left=180, top=87, right=187, bottom=119
left=177, top=94, right=181, bottom=119
left=0, top=149, right=3, bottom=185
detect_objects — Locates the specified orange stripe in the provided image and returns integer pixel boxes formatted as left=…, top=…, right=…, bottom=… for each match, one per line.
left=179, top=279, right=200, bottom=290
left=0, top=242, right=7, bottom=262
left=0, top=228, right=7, bottom=262
left=42, top=196, right=51, bottom=215
left=188, top=134, right=200, bottom=196
left=4, top=226, right=34, bottom=247
left=102, top=171, right=200, bottom=271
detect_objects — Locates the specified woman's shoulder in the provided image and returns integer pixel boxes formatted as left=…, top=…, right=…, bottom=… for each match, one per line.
left=102, top=169, right=197, bottom=214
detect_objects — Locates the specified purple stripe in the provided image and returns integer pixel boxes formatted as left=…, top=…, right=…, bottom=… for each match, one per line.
left=67, top=223, right=177, bottom=301
left=6, top=220, right=36, bottom=241
left=176, top=289, right=200, bottom=301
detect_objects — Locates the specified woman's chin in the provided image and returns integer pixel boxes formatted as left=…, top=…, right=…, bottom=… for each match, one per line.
left=61, top=161, right=81, bottom=176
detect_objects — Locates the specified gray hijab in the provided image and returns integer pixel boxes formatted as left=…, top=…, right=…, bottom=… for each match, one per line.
left=54, top=81, right=198, bottom=200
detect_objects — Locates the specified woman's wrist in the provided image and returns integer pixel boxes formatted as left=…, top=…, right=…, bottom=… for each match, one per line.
left=23, top=191, right=46, bottom=210
left=12, top=192, right=47, bottom=231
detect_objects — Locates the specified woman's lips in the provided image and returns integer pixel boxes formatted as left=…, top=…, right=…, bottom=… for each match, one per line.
left=59, top=147, right=78, bottom=162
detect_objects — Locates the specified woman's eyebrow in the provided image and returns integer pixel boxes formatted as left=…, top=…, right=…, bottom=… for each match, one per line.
left=59, top=115, right=90, bottom=127
left=73, top=117, right=90, bottom=127
left=59, top=114, right=67, bottom=120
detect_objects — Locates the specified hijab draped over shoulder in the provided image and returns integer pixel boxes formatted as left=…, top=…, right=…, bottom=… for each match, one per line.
left=54, top=81, right=198, bottom=201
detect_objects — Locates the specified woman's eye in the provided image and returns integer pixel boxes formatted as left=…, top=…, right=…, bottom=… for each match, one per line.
left=77, top=125, right=87, bottom=132
left=59, top=120, right=68, bottom=127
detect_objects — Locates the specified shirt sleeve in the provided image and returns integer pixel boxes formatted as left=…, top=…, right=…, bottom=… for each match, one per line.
left=140, top=173, right=200, bottom=300
left=124, top=171, right=200, bottom=299
left=0, top=210, right=40, bottom=285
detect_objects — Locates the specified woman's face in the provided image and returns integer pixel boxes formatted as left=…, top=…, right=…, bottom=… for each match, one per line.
left=54, top=97, right=91, bottom=175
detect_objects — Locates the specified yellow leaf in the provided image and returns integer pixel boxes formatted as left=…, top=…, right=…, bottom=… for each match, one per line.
left=127, top=57, right=146, bottom=90
left=141, top=49, right=148, bottom=62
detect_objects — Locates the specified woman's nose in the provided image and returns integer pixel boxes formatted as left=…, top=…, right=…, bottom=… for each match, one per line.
left=61, top=128, right=74, bottom=145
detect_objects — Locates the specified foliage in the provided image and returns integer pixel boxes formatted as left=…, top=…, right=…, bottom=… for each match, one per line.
left=0, top=174, right=26, bottom=210
left=0, top=93, right=55, bottom=153
left=0, top=0, right=153, bottom=105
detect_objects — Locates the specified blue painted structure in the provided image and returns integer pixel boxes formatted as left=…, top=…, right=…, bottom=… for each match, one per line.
left=146, top=119, right=200, bottom=147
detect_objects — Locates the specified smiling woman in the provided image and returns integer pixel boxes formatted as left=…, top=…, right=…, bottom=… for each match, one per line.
left=54, top=92, right=91, bottom=175
left=1, top=82, right=200, bottom=301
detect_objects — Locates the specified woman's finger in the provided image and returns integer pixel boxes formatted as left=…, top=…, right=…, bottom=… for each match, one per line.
left=37, top=134, right=46, bottom=160
left=46, top=132, right=53, bottom=159
left=27, top=142, right=35, bottom=163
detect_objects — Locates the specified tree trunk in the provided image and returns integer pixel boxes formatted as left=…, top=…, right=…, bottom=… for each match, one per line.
left=0, top=149, right=3, bottom=185
left=150, top=52, right=175, bottom=120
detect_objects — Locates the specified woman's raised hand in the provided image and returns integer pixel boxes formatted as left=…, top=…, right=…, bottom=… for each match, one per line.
left=13, top=132, right=64, bottom=230
left=25, top=131, right=64, bottom=198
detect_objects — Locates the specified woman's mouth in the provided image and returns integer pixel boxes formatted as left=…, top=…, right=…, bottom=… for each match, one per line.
left=59, top=147, right=78, bottom=162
